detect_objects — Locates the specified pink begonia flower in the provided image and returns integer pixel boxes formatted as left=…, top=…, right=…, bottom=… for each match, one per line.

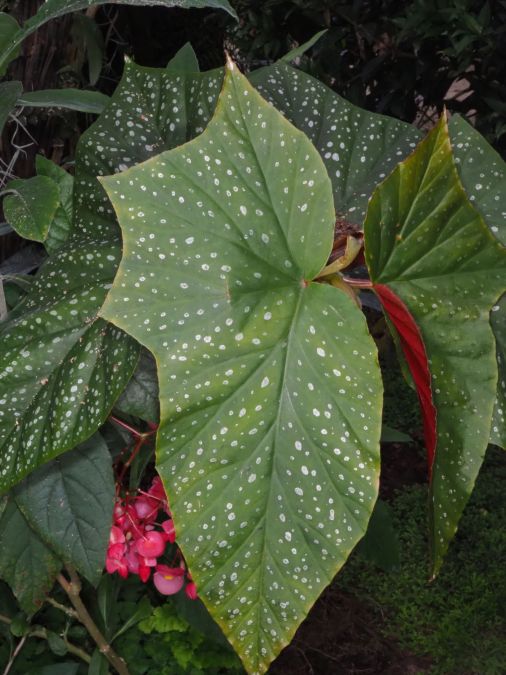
left=134, top=497, right=156, bottom=521
left=136, top=530, right=166, bottom=558
left=153, top=565, right=185, bottom=595
left=185, top=581, right=198, bottom=600
left=161, top=518, right=176, bottom=543
left=106, top=543, right=128, bottom=578
left=109, top=525, right=125, bottom=545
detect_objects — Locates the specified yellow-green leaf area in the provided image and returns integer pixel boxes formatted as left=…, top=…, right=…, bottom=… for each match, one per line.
left=100, top=63, right=382, bottom=674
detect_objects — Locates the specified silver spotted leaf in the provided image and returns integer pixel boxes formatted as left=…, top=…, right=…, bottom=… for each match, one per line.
left=3, top=175, right=59, bottom=243
left=250, top=62, right=422, bottom=220
left=364, top=115, right=506, bottom=575
left=100, top=62, right=382, bottom=674
left=449, top=114, right=506, bottom=448
left=13, top=434, right=115, bottom=586
left=73, top=62, right=224, bottom=242
left=0, top=238, right=138, bottom=493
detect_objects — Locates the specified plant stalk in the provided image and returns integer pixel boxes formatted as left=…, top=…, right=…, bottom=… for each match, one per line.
left=58, top=567, right=130, bottom=675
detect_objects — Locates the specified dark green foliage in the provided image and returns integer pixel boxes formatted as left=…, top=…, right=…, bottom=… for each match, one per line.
left=228, top=0, right=506, bottom=154
left=339, top=446, right=506, bottom=675
left=114, top=601, right=243, bottom=674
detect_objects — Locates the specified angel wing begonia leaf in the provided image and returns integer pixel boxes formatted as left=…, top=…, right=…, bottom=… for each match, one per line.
left=448, top=114, right=506, bottom=449
left=100, top=61, right=382, bottom=674
left=250, top=62, right=422, bottom=219
left=0, top=240, right=138, bottom=493
left=364, top=114, right=506, bottom=575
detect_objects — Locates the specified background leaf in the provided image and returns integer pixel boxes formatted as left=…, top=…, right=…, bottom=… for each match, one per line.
left=251, top=62, right=422, bottom=220
left=100, top=62, right=383, bottom=674
left=0, top=80, right=22, bottom=134
left=14, top=435, right=115, bottom=585
left=114, top=348, right=159, bottom=423
left=18, top=89, right=110, bottom=115
left=0, top=13, right=21, bottom=76
left=0, top=497, right=60, bottom=614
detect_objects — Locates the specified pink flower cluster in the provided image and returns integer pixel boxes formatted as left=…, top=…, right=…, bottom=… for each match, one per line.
left=105, top=476, right=197, bottom=599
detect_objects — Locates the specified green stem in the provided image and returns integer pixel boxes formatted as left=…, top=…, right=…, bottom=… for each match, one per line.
left=58, top=567, right=130, bottom=675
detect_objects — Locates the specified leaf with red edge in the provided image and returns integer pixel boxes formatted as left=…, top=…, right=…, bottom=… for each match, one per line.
left=364, top=113, right=506, bottom=575
left=373, top=284, right=436, bottom=472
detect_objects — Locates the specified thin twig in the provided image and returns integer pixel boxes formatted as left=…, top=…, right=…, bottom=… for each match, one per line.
left=46, top=596, right=79, bottom=619
left=3, top=635, right=27, bottom=675
left=58, top=567, right=130, bottom=675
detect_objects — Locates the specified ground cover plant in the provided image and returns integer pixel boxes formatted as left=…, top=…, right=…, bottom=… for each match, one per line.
left=0, top=2, right=505, bottom=674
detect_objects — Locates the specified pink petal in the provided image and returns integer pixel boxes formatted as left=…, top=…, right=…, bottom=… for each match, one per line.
left=153, top=569, right=184, bottom=595
left=185, top=582, right=198, bottom=600
left=136, top=530, right=166, bottom=558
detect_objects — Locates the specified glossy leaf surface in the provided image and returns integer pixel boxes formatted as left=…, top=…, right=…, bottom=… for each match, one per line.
left=100, top=62, right=382, bottom=674
left=449, top=115, right=506, bottom=448
left=364, top=115, right=506, bottom=574
left=0, top=497, right=60, bottom=614
left=14, top=435, right=115, bottom=585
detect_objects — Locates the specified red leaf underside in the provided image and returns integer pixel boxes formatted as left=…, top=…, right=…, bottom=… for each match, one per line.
left=374, top=283, right=437, bottom=475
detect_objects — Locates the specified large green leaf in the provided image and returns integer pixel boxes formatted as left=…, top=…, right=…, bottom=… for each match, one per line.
left=0, top=239, right=138, bottom=493
left=100, top=61, right=382, bottom=674
left=250, top=62, right=422, bottom=219
left=0, top=497, right=60, bottom=614
left=448, top=114, right=506, bottom=448
left=364, top=115, right=506, bottom=575
left=0, top=1, right=237, bottom=74
left=14, top=435, right=115, bottom=585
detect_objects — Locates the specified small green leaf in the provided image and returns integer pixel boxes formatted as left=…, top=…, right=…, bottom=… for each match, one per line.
left=3, top=176, right=59, bottom=242
left=0, top=497, right=60, bottom=614
left=166, top=42, right=200, bottom=72
left=0, top=80, right=22, bottom=134
left=14, top=435, right=115, bottom=585
left=88, top=649, right=110, bottom=675
left=36, top=156, right=74, bottom=252
left=47, top=631, right=68, bottom=656
left=365, top=115, right=506, bottom=575
left=101, top=60, right=382, bottom=674
left=279, top=29, right=327, bottom=62
left=18, top=89, right=110, bottom=114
